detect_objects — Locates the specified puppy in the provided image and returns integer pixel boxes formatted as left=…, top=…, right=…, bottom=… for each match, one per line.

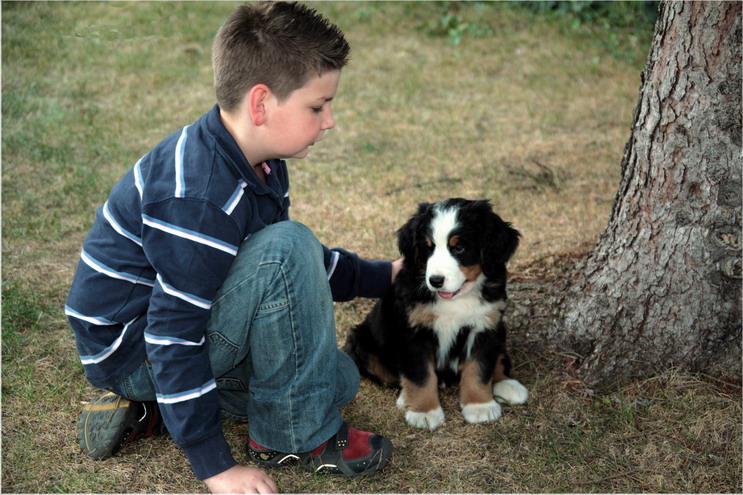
left=344, top=198, right=528, bottom=429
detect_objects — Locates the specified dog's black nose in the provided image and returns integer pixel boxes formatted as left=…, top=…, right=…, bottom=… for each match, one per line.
left=429, top=275, right=445, bottom=289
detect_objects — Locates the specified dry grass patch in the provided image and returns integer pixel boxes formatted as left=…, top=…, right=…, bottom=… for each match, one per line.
left=3, top=2, right=740, bottom=493
left=291, top=3, right=637, bottom=265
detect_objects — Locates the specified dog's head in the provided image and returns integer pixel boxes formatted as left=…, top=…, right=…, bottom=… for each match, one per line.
left=397, top=198, right=520, bottom=299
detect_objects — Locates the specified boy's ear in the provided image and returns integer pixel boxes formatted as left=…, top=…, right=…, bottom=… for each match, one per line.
left=247, top=84, right=271, bottom=126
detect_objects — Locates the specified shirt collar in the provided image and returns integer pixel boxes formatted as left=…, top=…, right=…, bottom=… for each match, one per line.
left=204, top=104, right=280, bottom=194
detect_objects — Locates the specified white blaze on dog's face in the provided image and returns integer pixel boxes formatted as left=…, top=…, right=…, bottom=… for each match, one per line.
left=426, top=205, right=480, bottom=299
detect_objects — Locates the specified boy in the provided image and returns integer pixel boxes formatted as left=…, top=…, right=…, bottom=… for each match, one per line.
left=66, top=2, right=399, bottom=493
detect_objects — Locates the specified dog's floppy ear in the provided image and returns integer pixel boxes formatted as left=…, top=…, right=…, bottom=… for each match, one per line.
left=476, top=201, right=520, bottom=276
left=397, top=202, right=431, bottom=267
left=491, top=218, right=520, bottom=263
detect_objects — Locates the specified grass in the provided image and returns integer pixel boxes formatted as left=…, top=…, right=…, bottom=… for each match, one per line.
left=2, top=2, right=740, bottom=493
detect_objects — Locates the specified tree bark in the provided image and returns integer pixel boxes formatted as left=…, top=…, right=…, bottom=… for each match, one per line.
left=520, top=1, right=741, bottom=389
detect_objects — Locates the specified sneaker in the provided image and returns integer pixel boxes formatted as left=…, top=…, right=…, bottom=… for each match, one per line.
left=247, top=422, right=393, bottom=477
left=77, top=391, right=165, bottom=459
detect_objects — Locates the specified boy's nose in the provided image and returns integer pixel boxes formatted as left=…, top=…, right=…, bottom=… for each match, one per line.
left=323, top=109, right=336, bottom=130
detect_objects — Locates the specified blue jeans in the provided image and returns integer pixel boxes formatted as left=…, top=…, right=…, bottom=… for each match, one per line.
left=109, top=221, right=360, bottom=453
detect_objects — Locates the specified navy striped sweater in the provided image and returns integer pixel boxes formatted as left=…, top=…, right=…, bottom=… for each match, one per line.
left=66, top=104, right=391, bottom=479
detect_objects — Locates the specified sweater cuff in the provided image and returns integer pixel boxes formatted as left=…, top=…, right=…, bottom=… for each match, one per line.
left=358, top=259, right=392, bottom=298
left=182, top=429, right=238, bottom=481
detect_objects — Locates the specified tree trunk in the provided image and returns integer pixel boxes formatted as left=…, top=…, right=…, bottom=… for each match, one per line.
left=523, top=1, right=741, bottom=389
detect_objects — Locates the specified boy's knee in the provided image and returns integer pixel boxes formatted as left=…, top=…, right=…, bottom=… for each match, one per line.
left=277, top=221, right=319, bottom=245
left=257, top=221, right=323, bottom=267
left=228, top=222, right=323, bottom=283
left=274, top=221, right=321, bottom=254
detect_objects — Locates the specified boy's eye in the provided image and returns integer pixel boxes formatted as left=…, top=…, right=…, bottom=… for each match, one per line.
left=311, top=106, right=323, bottom=113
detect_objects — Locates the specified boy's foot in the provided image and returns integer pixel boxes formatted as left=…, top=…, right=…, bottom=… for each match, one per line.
left=77, top=391, right=165, bottom=459
left=247, top=422, right=393, bottom=477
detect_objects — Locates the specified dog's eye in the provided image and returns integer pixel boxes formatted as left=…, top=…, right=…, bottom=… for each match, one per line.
left=451, top=244, right=465, bottom=255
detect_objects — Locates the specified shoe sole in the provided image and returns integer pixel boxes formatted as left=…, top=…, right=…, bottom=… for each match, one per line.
left=77, top=393, right=138, bottom=459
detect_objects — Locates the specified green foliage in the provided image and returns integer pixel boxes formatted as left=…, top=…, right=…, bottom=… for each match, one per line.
left=505, top=1, right=659, bottom=63
left=424, top=1, right=494, bottom=46
left=508, top=1, right=659, bottom=30
left=423, top=1, right=657, bottom=63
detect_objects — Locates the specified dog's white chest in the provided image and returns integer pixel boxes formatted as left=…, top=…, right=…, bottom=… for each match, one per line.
left=428, top=295, right=506, bottom=369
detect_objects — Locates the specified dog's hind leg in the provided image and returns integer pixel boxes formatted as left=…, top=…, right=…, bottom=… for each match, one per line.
left=343, top=324, right=399, bottom=387
left=366, top=355, right=400, bottom=387
left=341, top=325, right=366, bottom=370
left=491, top=353, right=528, bottom=405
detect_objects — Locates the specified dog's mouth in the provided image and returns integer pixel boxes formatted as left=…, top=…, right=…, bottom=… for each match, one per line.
left=437, top=289, right=460, bottom=300
left=434, top=279, right=475, bottom=300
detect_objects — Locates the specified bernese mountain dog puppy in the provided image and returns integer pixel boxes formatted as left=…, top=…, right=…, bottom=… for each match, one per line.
left=343, top=198, right=528, bottom=429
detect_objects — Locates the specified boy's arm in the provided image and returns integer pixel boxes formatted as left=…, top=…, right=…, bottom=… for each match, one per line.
left=142, top=198, right=242, bottom=480
left=322, top=246, right=393, bottom=301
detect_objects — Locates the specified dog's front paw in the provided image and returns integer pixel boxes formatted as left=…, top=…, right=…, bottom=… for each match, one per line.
left=493, top=379, right=528, bottom=405
left=461, top=400, right=502, bottom=424
left=405, top=407, right=445, bottom=430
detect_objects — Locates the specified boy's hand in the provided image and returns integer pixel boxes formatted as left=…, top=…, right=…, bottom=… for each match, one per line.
left=391, top=258, right=403, bottom=283
left=204, top=465, right=278, bottom=494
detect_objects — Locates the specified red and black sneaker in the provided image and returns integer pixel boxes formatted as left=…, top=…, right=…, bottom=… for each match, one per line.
left=77, top=392, right=166, bottom=460
left=247, top=422, right=393, bottom=477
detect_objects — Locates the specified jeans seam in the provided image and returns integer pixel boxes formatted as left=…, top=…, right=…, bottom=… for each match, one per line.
left=284, top=263, right=299, bottom=452
left=257, top=299, right=289, bottom=312
left=255, top=261, right=289, bottom=313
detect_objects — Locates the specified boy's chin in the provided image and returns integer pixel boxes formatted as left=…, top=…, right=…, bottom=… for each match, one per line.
left=285, top=148, right=311, bottom=160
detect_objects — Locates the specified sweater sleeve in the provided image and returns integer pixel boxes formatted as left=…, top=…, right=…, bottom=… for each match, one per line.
left=323, top=246, right=392, bottom=301
left=142, top=197, right=240, bottom=480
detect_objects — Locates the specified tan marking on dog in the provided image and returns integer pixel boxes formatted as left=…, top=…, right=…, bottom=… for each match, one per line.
left=492, top=354, right=508, bottom=383
left=367, top=355, right=400, bottom=386
left=449, top=235, right=460, bottom=247
left=407, top=303, right=437, bottom=328
left=425, top=236, right=433, bottom=248
left=459, top=264, right=483, bottom=282
left=400, top=360, right=440, bottom=413
left=459, top=359, right=494, bottom=406
left=479, top=299, right=507, bottom=328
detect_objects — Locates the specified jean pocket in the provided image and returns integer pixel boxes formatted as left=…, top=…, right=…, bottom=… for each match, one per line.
left=208, top=330, right=242, bottom=376
left=254, top=298, right=289, bottom=315
left=216, top=376, right=248, bottom=392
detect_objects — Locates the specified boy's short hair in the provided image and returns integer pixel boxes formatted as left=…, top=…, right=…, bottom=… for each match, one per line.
left=213, top=1, right=350, bottom=112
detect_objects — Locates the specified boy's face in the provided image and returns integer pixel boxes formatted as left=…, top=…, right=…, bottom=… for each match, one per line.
left=265, top=70, right=341, bottom=160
